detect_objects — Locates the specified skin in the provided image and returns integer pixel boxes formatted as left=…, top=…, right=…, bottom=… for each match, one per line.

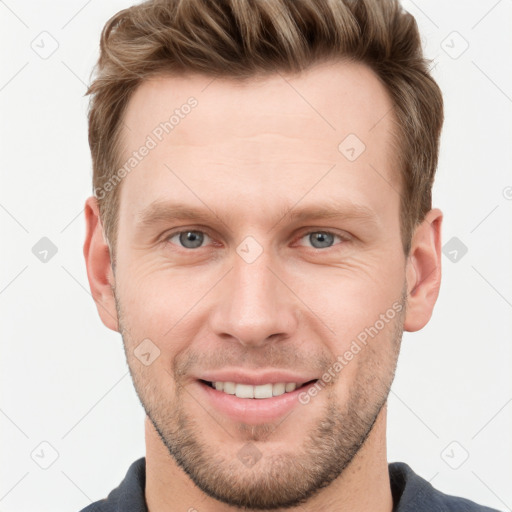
left=84, top=60, right=442, bottom=511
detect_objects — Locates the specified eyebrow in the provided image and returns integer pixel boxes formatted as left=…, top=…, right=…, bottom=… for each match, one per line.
left=135, top=199, right=379, bottom=232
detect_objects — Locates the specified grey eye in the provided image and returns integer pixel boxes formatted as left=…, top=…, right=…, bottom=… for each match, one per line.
left=172, top=230, right=208, bottom=249
left=306, top=232, right=337, bottom=249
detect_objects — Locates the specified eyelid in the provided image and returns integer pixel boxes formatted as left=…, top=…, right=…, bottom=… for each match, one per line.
left=161, top=226, right=351, bottom=252
left=294, top=229, right=350, bottom=248
left=162, top=226, right=216, bottom=247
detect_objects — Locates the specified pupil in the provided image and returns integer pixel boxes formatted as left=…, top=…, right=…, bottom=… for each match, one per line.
left=180, top=231, right=203, bottom=248
left=311, top=232, right=333, bottom=248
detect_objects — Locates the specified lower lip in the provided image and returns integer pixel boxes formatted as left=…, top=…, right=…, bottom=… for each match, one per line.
left=196, top=380, right=318, bottom=424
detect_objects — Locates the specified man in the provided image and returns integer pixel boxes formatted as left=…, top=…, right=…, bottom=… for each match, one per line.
left=80, top=0, right=500, bottom=510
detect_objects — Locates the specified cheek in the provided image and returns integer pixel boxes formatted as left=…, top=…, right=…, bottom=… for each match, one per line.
left=292, top=262, right=403, bottom=335
left=330, top=305, right=404, bottom=403
left=117, top=256, right=188, bottom=310
left=307, top=266, right=405, bottom=383
left=115, top=262, right=215, bottom=360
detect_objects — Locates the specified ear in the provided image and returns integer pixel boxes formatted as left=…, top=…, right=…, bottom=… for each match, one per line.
left=404, top=208, right=443, bottom=332
left=83, top=196, right=119, bottom=332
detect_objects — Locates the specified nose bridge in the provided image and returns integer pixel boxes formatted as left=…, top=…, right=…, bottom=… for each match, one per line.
left=210, top=243, right=297, bottom=347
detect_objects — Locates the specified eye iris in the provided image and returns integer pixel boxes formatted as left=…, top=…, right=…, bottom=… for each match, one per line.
left=175, top=231, right=336, bottom=249
left=179, top=231, right=204, bottom=249
left=310, top=232, right=334, bottom=249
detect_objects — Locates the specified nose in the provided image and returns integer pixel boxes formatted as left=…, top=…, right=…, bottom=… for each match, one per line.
left=208, top=246, right=299, bottom=348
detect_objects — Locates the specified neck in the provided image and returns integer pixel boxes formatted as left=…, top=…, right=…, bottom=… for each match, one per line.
left=145, top=405, right=393, bottom=512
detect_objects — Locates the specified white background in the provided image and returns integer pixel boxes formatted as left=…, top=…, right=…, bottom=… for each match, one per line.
left=1, top=0, right=511, bottom=511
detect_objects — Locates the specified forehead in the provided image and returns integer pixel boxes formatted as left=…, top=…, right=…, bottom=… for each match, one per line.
left=118, top=60, right=400, bottom=227
left=122, top=59, right=395, bottom=145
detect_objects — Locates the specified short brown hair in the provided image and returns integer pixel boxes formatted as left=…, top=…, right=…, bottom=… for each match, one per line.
left=87, top=0, right=443, bottom=259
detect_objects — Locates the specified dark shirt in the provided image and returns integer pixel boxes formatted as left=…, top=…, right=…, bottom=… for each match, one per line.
left=78, top=457, right=501, bottom=511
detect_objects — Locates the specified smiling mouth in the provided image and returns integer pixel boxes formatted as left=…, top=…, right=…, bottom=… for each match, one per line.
left=200, top=379, right=318, bottom=399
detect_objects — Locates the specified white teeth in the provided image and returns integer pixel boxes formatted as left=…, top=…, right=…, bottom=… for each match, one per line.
left=272, top=382, right=285, bottom=396
left=254, top=383, right=273, bottom=399
left=210, top=381, right=302, bottom=398
left=223, top=382, right=236, bottom=394
left=235, top=383, right=254, bottom=399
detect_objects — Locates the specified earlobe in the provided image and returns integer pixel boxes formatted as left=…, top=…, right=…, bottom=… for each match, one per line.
left=83, top=196, right=119, bottom=332
left=403, top=208, right=443, bottom=332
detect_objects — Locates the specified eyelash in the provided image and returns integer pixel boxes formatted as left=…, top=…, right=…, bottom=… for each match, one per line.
left=162, top=228, right=349, bottom=250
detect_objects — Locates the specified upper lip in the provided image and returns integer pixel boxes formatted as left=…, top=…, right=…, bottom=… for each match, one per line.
left=197, top=369, right=318, bottom=386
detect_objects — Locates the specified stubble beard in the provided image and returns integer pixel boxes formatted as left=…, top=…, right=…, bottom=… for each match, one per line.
left=116, top=290, right=405, bottom=510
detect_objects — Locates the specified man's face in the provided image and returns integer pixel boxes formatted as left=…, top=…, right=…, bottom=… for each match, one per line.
left=113, top=60, right=408, bottom=508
